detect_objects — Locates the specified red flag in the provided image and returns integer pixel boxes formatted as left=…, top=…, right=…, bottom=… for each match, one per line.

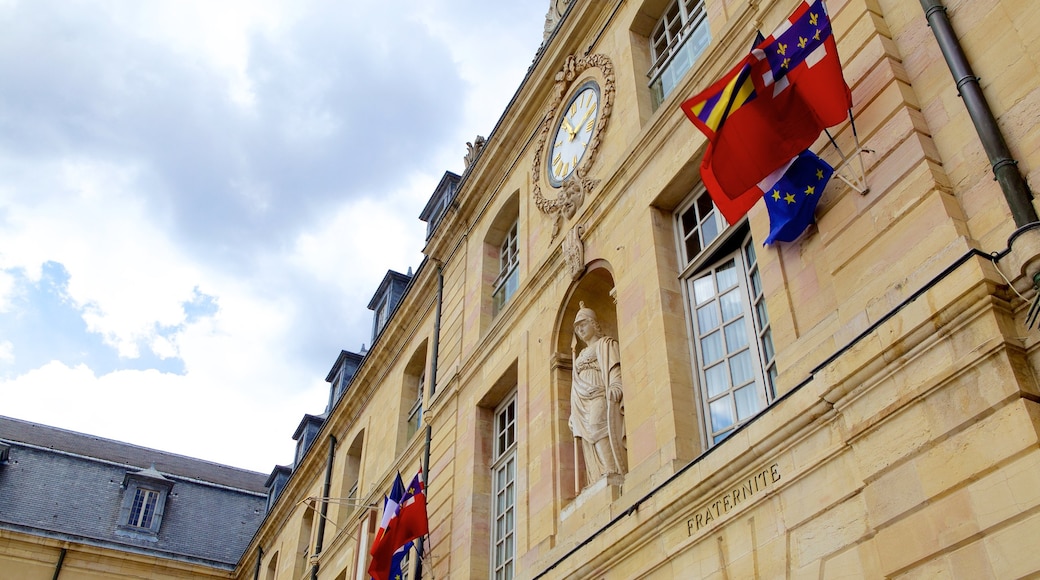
left=682, top=0, right=851, bottom=221
left=368, top=470, right=429, bottom=580
left=391, top=469, right=429, bottom=549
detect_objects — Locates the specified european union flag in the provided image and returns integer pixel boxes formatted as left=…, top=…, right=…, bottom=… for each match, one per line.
left=762, top=150, right=833, bottom=244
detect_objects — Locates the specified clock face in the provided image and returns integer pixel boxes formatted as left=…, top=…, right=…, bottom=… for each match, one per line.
left=547, top=82, right=600, bottom=187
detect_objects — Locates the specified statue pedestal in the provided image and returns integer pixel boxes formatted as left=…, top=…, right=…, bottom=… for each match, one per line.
left=559, top=474, right=623, bottom=537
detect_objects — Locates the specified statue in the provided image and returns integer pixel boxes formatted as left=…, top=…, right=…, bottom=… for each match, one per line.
left=463, top=135, right=486, bottom=169
left=569, top=302, right=627, bottom=485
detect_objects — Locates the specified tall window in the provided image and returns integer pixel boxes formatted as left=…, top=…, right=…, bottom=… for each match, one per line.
left=492, top=220, right=519, bottom=315
left=676, top=190, right=776, bottom=446
left=127, top=488, right=159, bottom=529
left=648, top=0, right=710, bottom=108
left=407, top=371, right=425, bottom=440
left=491, top=396, right=517, bottom=580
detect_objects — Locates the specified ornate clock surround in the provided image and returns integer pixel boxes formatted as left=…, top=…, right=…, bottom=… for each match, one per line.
left=532, top=53, right=616, bottom=238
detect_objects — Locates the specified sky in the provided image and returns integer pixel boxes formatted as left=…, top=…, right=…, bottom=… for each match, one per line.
left=0, top=0, right=550, bottom=473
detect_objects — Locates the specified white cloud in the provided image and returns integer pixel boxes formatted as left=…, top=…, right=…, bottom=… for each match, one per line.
left=0, top=360, right=322, bottom=471
left=0, top=0, right=549, bottom=473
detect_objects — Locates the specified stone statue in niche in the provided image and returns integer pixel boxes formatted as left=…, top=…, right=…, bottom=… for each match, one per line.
left=569, top=301, right=627, bottom=484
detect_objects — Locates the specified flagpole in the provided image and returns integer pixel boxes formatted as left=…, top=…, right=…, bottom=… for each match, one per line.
left=823, top=127, right=867, bottom=194
left=416, top=532, right=437, bottom=580
left=847, top=108, right=871, bottom=194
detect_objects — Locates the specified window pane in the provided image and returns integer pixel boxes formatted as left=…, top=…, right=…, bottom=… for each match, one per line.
left=750, top=268, right=762, bottom=298
left=692, top=275, right=715, bottom=305
left=696, top=303, right=719, bottom=333
left=696, top=188, right=714, bottom=217
left=701, top=213, right=719, bottom=247
left=724, top=320, right=748, bottom=353
left=700, top=331, right=723, bottom=365
left=710, top=397, right=734, bottom=432
left=719, top=289, right=743, bottom=322
left=761, top=327, right=775, bottom=361
left=716, top=260, right=737, bottom=291
left=704, top=363, right=729, bottom=398
left=681, top=206, right=697, bottom=235
left=684, top=233, right=701, bottom=261
left=756, top=300, right=769, bottom=328
left=729, top=350, right=754, bottom=386
left=734, top=384, right=761, bottom=421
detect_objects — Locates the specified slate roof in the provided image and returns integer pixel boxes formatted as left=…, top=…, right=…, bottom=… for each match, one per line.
left=0, top=415, right=268, bottom=568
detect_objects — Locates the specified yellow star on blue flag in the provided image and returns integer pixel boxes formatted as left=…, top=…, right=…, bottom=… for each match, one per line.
left=762, top=150, right=834, bottom=244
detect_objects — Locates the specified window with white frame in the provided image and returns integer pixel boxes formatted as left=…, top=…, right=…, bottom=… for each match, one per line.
left=127, top=488, right=160, bottom=529
left=491, top=395, right=517, bottom=580
left=492, top=220, right=519, bottom=315
left=407, top=371, right=425, bottom=440
left=374, top=296, right=390, bottom=337
left=117, top=469, right=173, bottom=536
left=648, top=0, right=711, bottom=108
left=676, top=190, right=776, bottom=446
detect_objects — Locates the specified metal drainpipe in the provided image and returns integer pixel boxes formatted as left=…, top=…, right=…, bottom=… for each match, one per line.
left=921, top=0, right=1037, bottom=226
left=416, top=263, right=443, bottom=576
left=253, top=546, right=263, bottom=580
left=51, top=547, right=66, bottom=580
left=310, top=435, right=337, bottom=580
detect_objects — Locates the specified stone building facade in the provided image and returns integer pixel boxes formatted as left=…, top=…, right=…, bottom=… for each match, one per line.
left=240, top=0, right=1040, bottom=578
left=6, top=0, right=1040, bottom=578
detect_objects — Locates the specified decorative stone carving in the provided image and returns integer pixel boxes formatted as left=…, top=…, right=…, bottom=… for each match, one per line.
left=531, top=53, right=615, bottom=240
left=563, top=225, right=585, bottom=281
left=463, top=135, right=486, bottom=169
left=542, top=0, right=571, bottom=42
left=569, top=302, right=627, bottom=485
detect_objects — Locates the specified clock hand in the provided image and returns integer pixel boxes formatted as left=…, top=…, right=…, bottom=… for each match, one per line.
left=561, top=118, right=577, bottom=139
left=576, top=106, right=596, bottom=132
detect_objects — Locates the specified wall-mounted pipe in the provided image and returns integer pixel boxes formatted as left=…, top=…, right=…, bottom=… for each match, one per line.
left=310, top=435, right=337, bottom=580
left=921, top=0, right=1037, bottom=226
left=51, top=547, right=66, bottom=580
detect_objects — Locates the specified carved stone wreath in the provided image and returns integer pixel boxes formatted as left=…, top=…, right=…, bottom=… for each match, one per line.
left=532, top=53, right=616, bottom=239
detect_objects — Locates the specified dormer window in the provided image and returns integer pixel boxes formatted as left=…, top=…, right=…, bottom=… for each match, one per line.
left=265, top=465, right=292, bottom=511
left=374, top=295, right=390, bottom=336
left=293, top=414, right=325, bottom=467
left=367, top=270, right=414, bottom=343
left=118, top=467, right=174, bottom=538
left=419, top=171, right=461, bottom=240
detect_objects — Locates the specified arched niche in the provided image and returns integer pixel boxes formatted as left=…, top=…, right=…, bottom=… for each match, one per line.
left=550, top=260, right=621, bottom=498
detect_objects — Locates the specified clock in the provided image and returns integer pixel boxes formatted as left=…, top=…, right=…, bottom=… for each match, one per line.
left=547, top=82, right=600, bottom=187
left=531, top=53, right=615, bottom=238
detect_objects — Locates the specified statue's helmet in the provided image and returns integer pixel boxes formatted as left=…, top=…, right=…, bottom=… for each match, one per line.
left=574, top=301, right=598, bottom=325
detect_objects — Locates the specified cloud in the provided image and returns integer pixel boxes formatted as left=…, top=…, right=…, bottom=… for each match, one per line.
left=0, top=0, right=549, bottom=471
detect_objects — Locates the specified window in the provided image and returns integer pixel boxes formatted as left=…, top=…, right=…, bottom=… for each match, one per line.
left=407, top=370, right=425, bottom=440
left=374, top=296, right=390, bottom=336
left=118, top=467, right=174, bottom=536
left=337, top=431, right=363, bottom=527
left=127, top=488, right=160, bottom=529
left=648, top=0, right=710, bottom=108
left=491, top=396, right=517, bottom=580
left=676, top=190, right=776, bottom=446
left=492, top=220, right=519, bottom=315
